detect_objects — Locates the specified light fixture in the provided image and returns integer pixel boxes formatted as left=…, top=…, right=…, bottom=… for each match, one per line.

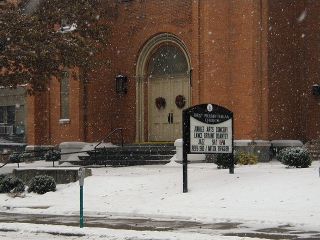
left=115, top=75, right=128, bottom=94
left=312, top=84, right=320, bottom=96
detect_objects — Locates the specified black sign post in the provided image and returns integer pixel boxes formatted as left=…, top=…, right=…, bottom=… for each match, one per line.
left=182, top=104, right=234, bottom=193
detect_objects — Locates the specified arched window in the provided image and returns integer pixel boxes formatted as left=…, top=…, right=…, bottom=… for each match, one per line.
left=147, top=45, right=188, bottom=77
left=60, top=70, right=70, bottom=120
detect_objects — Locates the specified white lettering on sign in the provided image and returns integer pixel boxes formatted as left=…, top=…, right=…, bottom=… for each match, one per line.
left=190, top=117, right=232, bottom=153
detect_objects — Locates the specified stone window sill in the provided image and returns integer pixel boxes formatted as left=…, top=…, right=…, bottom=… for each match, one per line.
left=59, top=119, right=70, bottom=124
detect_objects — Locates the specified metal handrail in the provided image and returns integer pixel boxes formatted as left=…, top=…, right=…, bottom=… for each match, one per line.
left=94, top=128, right=124, bottom=150
left=0, top=128, right=125, bottom=168
left=0, top=125, right=14, bottom=135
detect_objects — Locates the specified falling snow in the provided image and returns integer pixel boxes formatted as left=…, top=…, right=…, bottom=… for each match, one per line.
left=297, top=9, right=307, bottom=23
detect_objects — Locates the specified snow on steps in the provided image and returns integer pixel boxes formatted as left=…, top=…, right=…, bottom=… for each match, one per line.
left=59, top=142, right=175, bottom=166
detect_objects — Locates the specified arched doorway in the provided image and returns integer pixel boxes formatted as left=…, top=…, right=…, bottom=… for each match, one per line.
left=136, top=34, right=191, bottom=142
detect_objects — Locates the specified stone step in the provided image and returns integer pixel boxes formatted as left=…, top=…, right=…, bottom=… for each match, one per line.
left=90, top=147, right=175, bottom=156
left=77, top=158, right=170, bottom=166
left=61, top=143, right=175, bottom=166
left=79, top=154, right=173, bottom=161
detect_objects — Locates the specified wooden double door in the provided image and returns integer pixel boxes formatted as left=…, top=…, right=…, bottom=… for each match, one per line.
left=148, top=75, right=190, bottom=142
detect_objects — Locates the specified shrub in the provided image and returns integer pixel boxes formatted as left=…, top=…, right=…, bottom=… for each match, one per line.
left=20, top=152, right=33, bottom=162
left=0, top=176, right=25, bottom=193
left=235, top=152, right=258, bottom=165
left=9, top=152, right=21, bottom=164
left=0, top=174, right=6, bottom=182
left=44, top=150, right=61, bottom=167
left=277, top=147, right=311, bottom=168
left=28, top=175, right=56, bottom=194
left=214, top=153, right=235, bottom=169
left=44, top=150, right=61, bottom=162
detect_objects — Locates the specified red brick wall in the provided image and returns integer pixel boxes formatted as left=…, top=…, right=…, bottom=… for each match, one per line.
left=27, top=71, right=85, bottom=145
left=195, top=0, right=269, bottom=140
left=268, top=0, right=304, bottom=140
left=300, top=1, right=320, bottom=141
left=31, top=0, right=319, bottom=145
left=266, top=0, right=320, bottom=141
left=85, top=63, right=114, bottom=143
left=27, top=0, right=270, bottom=144
left=88, top=0, right=269, bottom=143
left=48, top=71, right=84, bottom=145
left=26, top=92, right=50, bottom=145
left=86, top=0, right=193, bottom=143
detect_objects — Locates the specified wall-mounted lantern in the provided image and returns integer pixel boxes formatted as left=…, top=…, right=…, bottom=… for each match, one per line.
left=312, top=84, right=320, bottom=96
left=115, top=75, right=128, bottom=94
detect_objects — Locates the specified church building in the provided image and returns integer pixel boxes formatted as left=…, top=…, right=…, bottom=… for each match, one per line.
left=5, top=0, right=320, bottom=147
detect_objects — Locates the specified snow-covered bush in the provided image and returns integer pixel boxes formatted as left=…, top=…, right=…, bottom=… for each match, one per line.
left=44, top=150, right=61, bottom=162
left=214, top=154, right=235, bottom=169
left=28, top=175, right=56, bottom=194
left=277, top=147, right=311, bottom=168
left=20, top=152, right=33, bottom=162
left=235, top=152, right=258, bottom=165
left=0, top=176, right=25, bottom=193
left=44, top=150, right=61, bottom=161
left=9, top=152, right=21, bottom=163
left=44, top=150, right=61, bottom=167
left=0, top=174, right=6, bottom=183
left=9, top=152, right=33, bottom=166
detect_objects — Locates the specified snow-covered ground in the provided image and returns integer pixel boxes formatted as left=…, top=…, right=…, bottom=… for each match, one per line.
left=0, top=159, right=320, bottom=239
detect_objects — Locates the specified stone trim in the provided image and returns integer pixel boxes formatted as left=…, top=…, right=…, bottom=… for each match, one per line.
left=135, top=33, right=191, bottom=142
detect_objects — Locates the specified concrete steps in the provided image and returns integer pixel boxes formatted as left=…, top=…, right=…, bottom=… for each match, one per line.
left=65, top=143, right=175, bottom=166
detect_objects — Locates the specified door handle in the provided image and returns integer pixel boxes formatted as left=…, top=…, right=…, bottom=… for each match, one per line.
left=167, top=113, right=173, bottom=124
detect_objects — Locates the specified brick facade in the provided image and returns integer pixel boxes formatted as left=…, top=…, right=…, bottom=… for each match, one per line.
left=26, top=0, right=320, bottom=145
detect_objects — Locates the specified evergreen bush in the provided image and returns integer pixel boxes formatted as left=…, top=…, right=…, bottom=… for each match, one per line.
left=44, top=150, right=61, bottom=167
left=20, top=152, right=33, bottom=162
left=214, top=153, right=235, bottom=169
left=44, top=150, right=61, bottom=162
left=9, top=152, right=21, bottom=164
left=0, top=174, right=6, bottom=183
left=235, top=152, right=258, bottom=165
left=0, top=176, right=25, bottom=193
left=28, top=175, right=56, bottom=194
left=277, top=147, right=311, bottom=168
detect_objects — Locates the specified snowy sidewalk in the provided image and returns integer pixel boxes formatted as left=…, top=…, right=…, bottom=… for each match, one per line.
left=0, top=211, right=320, bottom=239
left=0, top=221, right=276, bottom=240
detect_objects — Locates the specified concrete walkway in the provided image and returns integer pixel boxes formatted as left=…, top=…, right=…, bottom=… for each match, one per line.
left=0, top=212, right=319, bottom=239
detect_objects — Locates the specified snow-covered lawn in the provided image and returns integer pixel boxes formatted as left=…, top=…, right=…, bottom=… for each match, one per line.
left=0, top=160, right=320, bottom=238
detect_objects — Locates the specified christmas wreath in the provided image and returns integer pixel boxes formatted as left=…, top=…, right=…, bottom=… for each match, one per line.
left=155, top=97, right=166, bottom=110
left=175, top=95, right=186, bottom=109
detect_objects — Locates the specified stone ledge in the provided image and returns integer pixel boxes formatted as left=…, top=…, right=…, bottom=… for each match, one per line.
left=271, top=140, right=303, bottom=147
left=12, top=168, right=92, bottom=184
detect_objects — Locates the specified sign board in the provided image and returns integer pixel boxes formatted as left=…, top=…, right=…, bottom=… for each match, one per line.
left=78, top=167, right=85, bottom=228
left=186, top=104, right=233, bottom=154
left=78, top=167, right=85, bottom=186
left=182, top=104, right=234, bottom=192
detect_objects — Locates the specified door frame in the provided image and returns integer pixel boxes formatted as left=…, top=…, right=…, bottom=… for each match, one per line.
left=135, top=33, right=191, bottom=142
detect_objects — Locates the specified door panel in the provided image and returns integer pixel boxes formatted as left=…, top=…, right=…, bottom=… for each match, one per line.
left=149, top=77, right=171, bottom=141
left=171, top=77, right=189, bottom=140
left=149, top=76, right=189, bottom=142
